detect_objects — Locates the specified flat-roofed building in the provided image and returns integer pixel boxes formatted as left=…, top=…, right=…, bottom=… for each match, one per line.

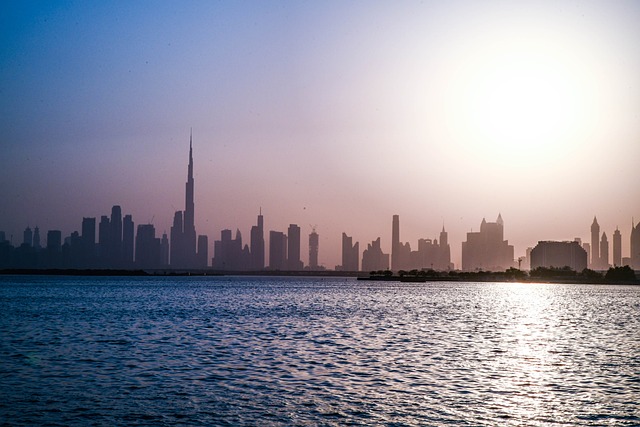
left=530, top=241, right=587, bottom=272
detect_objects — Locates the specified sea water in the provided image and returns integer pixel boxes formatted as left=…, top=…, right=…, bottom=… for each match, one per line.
left=1, top=275, right=638, bottom=426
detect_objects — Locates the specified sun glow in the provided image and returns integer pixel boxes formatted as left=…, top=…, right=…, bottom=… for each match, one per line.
left=443, top=34, right=595, bottom=166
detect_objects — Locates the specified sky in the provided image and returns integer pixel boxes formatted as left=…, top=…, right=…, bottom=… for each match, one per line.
left=1, top=0, right=639, bottom=269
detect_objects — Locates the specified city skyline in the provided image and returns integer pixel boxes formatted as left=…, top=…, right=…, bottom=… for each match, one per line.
left=1, top=135, right=638, bottom=271
left=1, top=1, right=640, bottom=269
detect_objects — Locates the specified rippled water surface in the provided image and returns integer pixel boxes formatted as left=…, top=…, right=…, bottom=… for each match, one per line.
left=1, top=276, right=639, bottom=426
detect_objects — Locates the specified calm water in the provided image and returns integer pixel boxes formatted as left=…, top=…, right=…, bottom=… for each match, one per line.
left=0, top=276, right=639, bottom=426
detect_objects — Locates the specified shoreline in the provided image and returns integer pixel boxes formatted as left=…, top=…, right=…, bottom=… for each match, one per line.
left=1, top=268, right=638, bottom=285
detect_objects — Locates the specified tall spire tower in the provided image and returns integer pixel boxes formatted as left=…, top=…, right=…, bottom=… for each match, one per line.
left=591, top=216, right=600, bottom=269
left=170, top=130, right=197, bottom=268
left=185, top=129, right=195, bottom=235
left=184, top=129, right=196, bottom=263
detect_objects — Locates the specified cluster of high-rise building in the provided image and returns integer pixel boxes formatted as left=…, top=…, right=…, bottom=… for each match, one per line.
left=0, top=203, right=165, bottom=270
left=461, top=214, right=514, bottom=271
left=1, top=133, right=639, bottom=273
left=340, top=215, right=452, bottom=272
left=0, top=134, right=319, bottom=272
left=210, top=216, right=308, bottom=272
left=526, top=216, right=640, bottom=271
left=585, top=217, right=640, bottom=269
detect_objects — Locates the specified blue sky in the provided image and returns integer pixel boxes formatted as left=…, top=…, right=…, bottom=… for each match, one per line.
left=2, top=1, right=639, bottom=268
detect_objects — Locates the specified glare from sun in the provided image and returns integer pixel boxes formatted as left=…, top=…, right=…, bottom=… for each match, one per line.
left=446, top=38, right=593, bottom=166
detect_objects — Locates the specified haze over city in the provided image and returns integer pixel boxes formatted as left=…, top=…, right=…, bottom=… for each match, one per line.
left=2, top=1, right=639, bottom=269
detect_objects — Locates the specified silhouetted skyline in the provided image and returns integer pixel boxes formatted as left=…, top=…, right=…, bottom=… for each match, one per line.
left=1, top=2, right=639, bottom=269
left=1, top=136, right=639, bottom=272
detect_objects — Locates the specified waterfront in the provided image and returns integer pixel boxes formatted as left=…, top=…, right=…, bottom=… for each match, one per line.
left=1, top=276, right=639, bottom=426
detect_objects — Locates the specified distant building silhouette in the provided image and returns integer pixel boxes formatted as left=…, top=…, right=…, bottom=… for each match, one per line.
left=98, top=215, right=110, bottom=265
left=213, top=229, right=250, bottom=270
left=197, top=235, right=208, bottom=267
left=600, top=232, right=609, bottom=269
left=23, top=227, right=33, bottom=247
left=439, top=226, right=450, bottom=267
left=46, top=230, right=62, bottom=268
left=530, top=241, right=587, bottom=271
left=33, top=226, right=41, bottom=249
left=462, top=214, right=514, bottom=271
left=135, top=224, right=161, bottom=269
left=170, top=131, right=198, bottom=268
left=339, top=232, right=359, bottom=271
left=287, top=224, right=303, bottom=271
left=413, top=227, right=453, bottom=271
left=160, top=232, right=169, bottom=267
left=582, top=242, right=591, bottom=268
left=308, top=228, right=319, bottom=270
left=123, top=214, right=134, bottom=267
left=390, top=216, right=452, bottom=271
left=170, top=211, right=183, bottom=267
left=391, top=215, right=412, bottom=271
left=63, top=231, right=81, bottom=268
left=392, top=215, right=400, bottom=271
left=269, top=230, right=287, bottom=270
left=613, top=227, right=622, bottom=267
left=591, top=216, right=600, bottom=269
left=250, top=210, right=265, bottom=270
left=361, top=237, right=389, bottom=272
left=110, top=205, right=123, bottom=266
left=631, top=220, right=640, bottom=269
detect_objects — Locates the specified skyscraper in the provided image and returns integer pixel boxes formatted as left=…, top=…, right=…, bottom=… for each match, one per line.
left=123, top=214, right=134, bottom=267
left=160, top=232, right=169, bottom=267
left=269, top=231, right=287, bottom=270
left=110, top=205, right=123, bottom=266
left=98, top=215, right=110, bottom=265
left=632, top=220, right=640, bottom=269
left=390, top=215, right=412, bottom=271
left=183, top=130, right=197, bottom=263
left=23, top=227, right=33, bottom=247
left=340, top=232, right=359, bottom=271
left=33, top=226, right=41, bottom=249
left=392, top=215, right=400, bottom=271
left=591, top=217, right=600, bottom=269
left=582, top=242, right=591, bottom=268
left=613, top=227, right=622, bottom=267
left=309, top=227, right=319, bottom=270
left=197, top=235, right=208, bottom=267
left=170, top=211, right=183, bottom=267
left=530, top=241, right=587, bottom=271
left=287, top=224, right=303, bottom=270
left=170, top=131, right=198, bottom=268
left=600, top=232, right=609, bottom=269
left=461, top=215, right=514, bottom=271
left=213, top=229, right=250, bottom=270
left=362, top=237, right=389, bottom=272
left=135, top=224, right=160, bottom=269
left=438, top=226, right=452, bottom=270
left=250, top=209, right=265, bottom=270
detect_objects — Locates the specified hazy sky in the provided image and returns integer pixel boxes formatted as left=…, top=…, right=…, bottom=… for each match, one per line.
left=1, top=1, right=639, bottom=268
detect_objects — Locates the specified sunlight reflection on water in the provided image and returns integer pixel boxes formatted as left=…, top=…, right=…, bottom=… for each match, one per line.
left=0, top=276, right=639, bottom=426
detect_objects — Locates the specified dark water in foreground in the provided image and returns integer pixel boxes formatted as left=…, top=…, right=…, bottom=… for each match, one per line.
left=1, top=276, right=639, bottom=426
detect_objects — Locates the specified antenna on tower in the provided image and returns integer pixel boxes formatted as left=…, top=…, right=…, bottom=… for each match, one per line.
left=310, top=224, right=317, bottom=233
